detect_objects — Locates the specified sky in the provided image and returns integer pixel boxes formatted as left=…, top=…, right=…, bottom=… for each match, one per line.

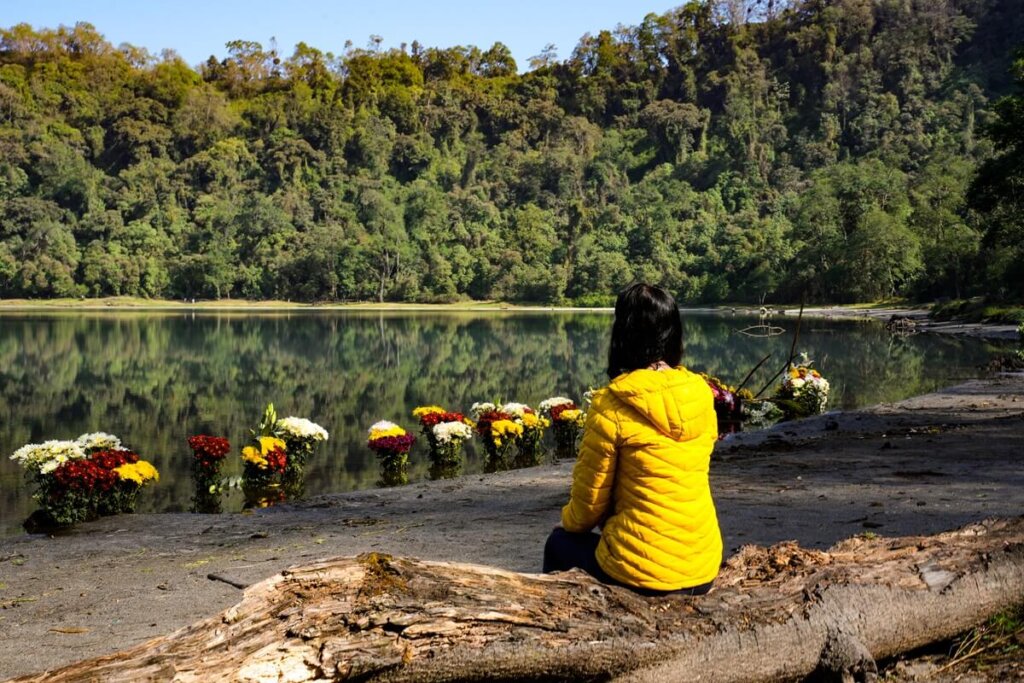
left=2, top=0, right=683, bottom=71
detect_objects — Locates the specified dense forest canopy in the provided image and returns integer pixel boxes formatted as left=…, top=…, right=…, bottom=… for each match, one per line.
left=0, top=0, right=1021, bottom=304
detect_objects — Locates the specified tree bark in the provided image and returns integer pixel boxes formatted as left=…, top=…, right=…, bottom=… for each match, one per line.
left=15, top=517, right=1024, bottom=683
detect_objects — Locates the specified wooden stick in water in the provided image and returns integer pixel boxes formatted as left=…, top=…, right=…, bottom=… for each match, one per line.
left=754, top=300, right=805, bottom=398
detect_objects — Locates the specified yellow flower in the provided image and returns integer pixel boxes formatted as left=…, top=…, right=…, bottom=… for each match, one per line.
left=559, top=409, right=583, bottom=423
left=789, top=368, right=800, bottom=378
left=114, top=464, right=144, bottom=485
left=242, top=446, right=268, bottom=468
left=258, top=436, right=287, bottom=455
left=369, top=426, right=406, bottom=440
left=134, top=460, right=159, bottom=482
left=491, top=420, right=523, bottom=442
left=521, top=413, right=540, bottom=428
left=114, top=461, right=159, bottom=485
left=412, top=405, right=445, bottom=418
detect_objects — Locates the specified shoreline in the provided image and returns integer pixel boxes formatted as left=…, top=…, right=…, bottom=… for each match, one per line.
left=1, top=298, right=1018, bottom=340
left=1, top=373, right=1023, bottom=679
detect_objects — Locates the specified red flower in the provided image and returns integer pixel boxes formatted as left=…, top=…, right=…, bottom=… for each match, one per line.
left=419, top=411, right=467, bottom=428
left=90, top=449, right=139, bottom=470
left=549, top=402, right=578, bottom=421
left=263, top=447, right=288, bottom=473
left=474, top=410, right=512, bottom=437
left=53, top=459, right=118, bottom=493
left=368, top=434, right=416, bottom=455
left=188, top=435, right=231, bottom=470
left=188, top=435, right=230, bottom=458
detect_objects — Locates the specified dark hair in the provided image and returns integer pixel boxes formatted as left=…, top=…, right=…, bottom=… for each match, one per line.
left=606, top=283, right=683, bottom=379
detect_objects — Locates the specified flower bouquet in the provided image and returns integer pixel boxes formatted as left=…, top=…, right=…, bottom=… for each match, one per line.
left=500, top=402, right=550, bottom=469
left=412, top=406, right=474, bottom=479
left=368, top=420, right=416, bottom=486
left=274, top=416, right=329, bottom=479
left=540, top=397, right=585, bottom=460
left=470, top=402, right=522, bottom=473
left=187, top=435, right=230, bottom=513
left=11, top=432, right=159, bottom=529
left=241, top=435, right=288, bottom=490
left=700, top=373, right=752, bottom=429
left=773, top=354, right=830, bottom=418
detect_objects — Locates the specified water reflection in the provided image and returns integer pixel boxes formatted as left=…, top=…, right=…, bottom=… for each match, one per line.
left=0, top=310, right=1007, bottom=535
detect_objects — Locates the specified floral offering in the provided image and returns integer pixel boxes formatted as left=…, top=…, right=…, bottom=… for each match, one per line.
left=742, top=399, right=785, bottom=428
left=187, top=435, right=230, bottom=513
left=507, top=404, right=550, bottom=468
left=700, top=373, right=752, bottom=424
left=242, top=436, right=288, bottom=479
left=473, top=408, right=520, bottom=472
left=541, top=397, right=585, bottom=460
left=774, top=354, right=831, bottom=418
left=412, top=406, right=474, bottom=479
left=10, top=433, right=158, bottom=527
left=274, top=415, right=329, bottom=485
left=240, top=425, right=289, bottom=505
left=367, top=420, right=416, bottom=486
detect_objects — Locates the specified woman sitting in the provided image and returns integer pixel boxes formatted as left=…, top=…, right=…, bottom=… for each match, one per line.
left=543, top=283, right=722, bottom=596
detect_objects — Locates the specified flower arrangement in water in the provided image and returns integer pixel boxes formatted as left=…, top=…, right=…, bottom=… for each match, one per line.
left=10, top=432, right=159, bottom=527
left=773, top=354, right=830, bottom=418
left=239, top=403, right=328, bottom=502
left=742, top=399, right=785, bottom=428
left=241, top=435, right=288, bottom=485
left=501, top=402, right=550, bottom=468
left=471, top=402, right=521, bottom=472
left=367, top=420, right=416, bottom=486
left=412, top=406, right=474, bottom=479
left=187, top=435, right=230, bottom=513
left=274, top=415, right=329, bottom=481
left=540, top=397, right=585, bottom=460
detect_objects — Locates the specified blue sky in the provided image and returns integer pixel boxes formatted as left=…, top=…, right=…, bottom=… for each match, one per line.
left=4, top=1, right=682, bottom=70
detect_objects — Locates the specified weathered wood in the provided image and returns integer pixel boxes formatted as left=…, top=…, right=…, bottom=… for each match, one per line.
left=13, top=517, right=1024, bottom=683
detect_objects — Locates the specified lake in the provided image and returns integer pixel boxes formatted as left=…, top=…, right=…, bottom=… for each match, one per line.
left=0, top=310, right=1006, bottom=536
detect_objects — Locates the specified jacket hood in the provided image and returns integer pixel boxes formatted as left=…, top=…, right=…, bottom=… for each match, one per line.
left=608, top=367, right=712, bottom=441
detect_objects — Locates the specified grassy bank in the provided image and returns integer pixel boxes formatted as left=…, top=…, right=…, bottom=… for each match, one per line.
left=930, top=298, right=1024, bottom=325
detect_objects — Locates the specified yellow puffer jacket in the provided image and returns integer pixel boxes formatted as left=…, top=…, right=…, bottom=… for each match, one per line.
left=561, top=366, right=722, bottom=591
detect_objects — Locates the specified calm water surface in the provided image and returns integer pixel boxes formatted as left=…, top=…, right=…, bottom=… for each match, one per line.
left=0, top=310, right=1006, bottom=536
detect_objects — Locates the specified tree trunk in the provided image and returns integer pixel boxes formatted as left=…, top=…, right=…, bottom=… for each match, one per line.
left=16, top=517, right=1024, bottom=682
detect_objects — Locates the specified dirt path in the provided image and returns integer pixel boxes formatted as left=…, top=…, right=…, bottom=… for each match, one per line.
left=1, top=374, right=1023, bottom=680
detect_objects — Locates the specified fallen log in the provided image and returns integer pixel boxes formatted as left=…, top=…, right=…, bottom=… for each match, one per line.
left=13, top=517, right=1024, bottom=683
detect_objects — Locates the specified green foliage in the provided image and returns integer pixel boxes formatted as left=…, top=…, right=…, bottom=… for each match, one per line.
left=0, top=8, right=1021, bottom=304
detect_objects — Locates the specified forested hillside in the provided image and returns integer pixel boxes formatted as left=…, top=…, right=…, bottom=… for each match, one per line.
left=1, top=0, right=1021, bottom=304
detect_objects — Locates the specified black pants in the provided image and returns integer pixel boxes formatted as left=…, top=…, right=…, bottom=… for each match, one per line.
left=542, top=527, right=712, bottom=597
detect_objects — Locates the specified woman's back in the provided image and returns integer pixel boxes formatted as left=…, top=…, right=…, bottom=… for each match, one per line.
left=562, top=366, right=722, bottom=591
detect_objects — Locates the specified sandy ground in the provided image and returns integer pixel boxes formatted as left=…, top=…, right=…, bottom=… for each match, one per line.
left=1, top=374, right=1023, bottom=680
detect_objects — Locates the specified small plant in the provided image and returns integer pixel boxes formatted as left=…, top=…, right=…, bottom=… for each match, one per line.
left=930, top=604, right=1024, bottom=677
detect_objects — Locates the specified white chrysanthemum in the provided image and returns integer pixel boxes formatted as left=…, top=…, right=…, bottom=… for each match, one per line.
left=469, top=402, right=496, bottom=419
left=432, top=421, right=473, bottom=444
left=539, top=397, right=574, bottom=414
left=500, top=402, right=531, bottom=418
left=369, top=420, right=399, bottom=434
left=276, top=417, right=329, bottom=441
left=76, top=432, right=122, bottom=451
left=10, top=440, right=86, bottom=472
left=38, top=453, right=70, bottom=474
